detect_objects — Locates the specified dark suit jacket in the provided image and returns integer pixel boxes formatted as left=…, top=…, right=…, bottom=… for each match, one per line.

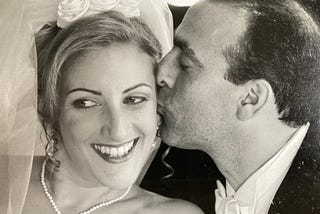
left=141, top=146, right=223, bottom=214
left=269, top=129, right=320, bottom=214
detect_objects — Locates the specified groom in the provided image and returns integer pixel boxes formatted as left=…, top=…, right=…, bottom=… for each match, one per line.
left=157, top=0, right=320, bottom=213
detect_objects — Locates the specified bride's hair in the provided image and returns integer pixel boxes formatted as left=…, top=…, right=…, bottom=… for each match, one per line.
left=36, top=11, right=162, bottom=141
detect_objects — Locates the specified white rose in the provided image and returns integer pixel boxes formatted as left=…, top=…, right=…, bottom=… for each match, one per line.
left=114, top=2, right=141, bottom=18
left=120, top=0, right=143, bottom=7
left=57, top=0, right=90, bottom=28
left=90, top=0, right=120, bottom=11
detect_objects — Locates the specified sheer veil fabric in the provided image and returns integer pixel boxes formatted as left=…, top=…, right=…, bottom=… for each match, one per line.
left=0, top=0, right=173, bottom=213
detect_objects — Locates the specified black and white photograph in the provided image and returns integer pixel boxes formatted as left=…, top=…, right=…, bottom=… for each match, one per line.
left=1, top=0, right=320, bottom=213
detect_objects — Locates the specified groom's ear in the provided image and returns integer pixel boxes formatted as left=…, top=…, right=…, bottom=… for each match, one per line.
left=236, top=79, right=272, bottom=121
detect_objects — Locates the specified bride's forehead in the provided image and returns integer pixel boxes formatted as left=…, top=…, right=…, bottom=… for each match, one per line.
left=61, top=47, right=154, bottom=87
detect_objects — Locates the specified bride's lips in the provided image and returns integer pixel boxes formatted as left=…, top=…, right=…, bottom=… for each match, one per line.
left=91, top=137, right=139, bottom=163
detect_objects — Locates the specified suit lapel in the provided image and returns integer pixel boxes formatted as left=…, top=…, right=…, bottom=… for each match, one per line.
left=269, top=131, right=320, bottom=214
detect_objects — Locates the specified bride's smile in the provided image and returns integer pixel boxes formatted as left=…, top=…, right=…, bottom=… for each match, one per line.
left=91, top=137, right=139, bottom=163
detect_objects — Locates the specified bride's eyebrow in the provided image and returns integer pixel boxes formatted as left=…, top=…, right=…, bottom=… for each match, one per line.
left=123, top=83, right=151, bottom=94
left=67, top=88, right=102, bottom=95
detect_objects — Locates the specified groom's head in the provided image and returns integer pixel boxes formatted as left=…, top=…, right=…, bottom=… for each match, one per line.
left=157, top=0, right=320, bottom=159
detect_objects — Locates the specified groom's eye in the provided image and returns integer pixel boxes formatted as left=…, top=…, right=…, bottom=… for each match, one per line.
left=180, top=60, right=192, bottom=72
left=180, top=56, right=193, bottom=71
left=180, top=64, right=191, bottom=70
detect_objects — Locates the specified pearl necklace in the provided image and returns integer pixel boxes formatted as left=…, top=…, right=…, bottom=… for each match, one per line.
left=40, top=159, right=132, bottom=214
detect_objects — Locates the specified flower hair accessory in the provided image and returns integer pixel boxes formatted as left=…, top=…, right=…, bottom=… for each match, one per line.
left=57, top=0, right=143, bottom=28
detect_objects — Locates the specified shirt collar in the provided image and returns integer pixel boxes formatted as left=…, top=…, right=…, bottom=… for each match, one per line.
left=225, top=123, right=310, bottom=213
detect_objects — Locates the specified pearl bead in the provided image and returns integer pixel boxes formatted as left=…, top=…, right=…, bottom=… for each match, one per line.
left=40, top=159, right=132, bottom=214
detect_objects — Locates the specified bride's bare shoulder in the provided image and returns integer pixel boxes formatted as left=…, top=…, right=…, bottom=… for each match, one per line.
left=152, top=197, right=204, bottom=214
left=135, top=188, right=204, bottom=214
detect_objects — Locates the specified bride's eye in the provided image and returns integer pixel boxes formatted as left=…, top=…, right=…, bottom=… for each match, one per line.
left=123, top=96, right=147, bottom=105
left=73, top=99, right=100, bottom=109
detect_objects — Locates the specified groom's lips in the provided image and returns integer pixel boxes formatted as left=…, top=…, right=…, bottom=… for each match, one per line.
left=157, top=103, right=167, bottom=116
left=157, top=104, right=171, bottom=129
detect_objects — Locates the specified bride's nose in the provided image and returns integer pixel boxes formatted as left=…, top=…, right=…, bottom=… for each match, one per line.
left=101, top=109, right=128, bottom=141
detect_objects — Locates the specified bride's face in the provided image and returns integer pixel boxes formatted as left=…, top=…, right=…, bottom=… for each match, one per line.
left=58, top=42, right=157, bottom=189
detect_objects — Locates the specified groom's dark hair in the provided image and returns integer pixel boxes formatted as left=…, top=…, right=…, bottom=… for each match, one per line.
left=216, top=0, right=320, bottom=129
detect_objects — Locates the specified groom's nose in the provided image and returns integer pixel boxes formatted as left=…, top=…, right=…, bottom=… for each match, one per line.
left=156, top=48, right=181, bottom=89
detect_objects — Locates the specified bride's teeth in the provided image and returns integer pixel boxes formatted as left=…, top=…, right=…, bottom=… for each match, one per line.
left=118, top=147, right=124, bottom=157
left=93, top=138, right=138, bottom=158
left=101, top=146, right=106, bottom=154
left=106, top=147, right=110, bottom=154
left=124, top=144, right=129, bottom=154
left=110, top=148, right=117, bottom=157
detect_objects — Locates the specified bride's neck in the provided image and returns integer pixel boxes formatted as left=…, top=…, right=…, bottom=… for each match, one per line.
left=44, top=156, right=130, bottom=212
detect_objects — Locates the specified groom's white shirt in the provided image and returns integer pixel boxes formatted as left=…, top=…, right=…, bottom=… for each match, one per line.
left=215, top=123, right=310, bottom=214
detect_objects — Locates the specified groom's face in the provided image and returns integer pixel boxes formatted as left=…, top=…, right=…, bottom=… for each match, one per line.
left=157, top=1, right=248, bottom=154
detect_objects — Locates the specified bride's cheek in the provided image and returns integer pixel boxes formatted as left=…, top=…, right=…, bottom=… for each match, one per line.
left=59, top=110, right=101, bottom=141
left=137, top=105, right=157, bottom=136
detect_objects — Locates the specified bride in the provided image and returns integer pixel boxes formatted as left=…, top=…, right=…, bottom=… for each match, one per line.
left=0, top=0, right=203, bottom=213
